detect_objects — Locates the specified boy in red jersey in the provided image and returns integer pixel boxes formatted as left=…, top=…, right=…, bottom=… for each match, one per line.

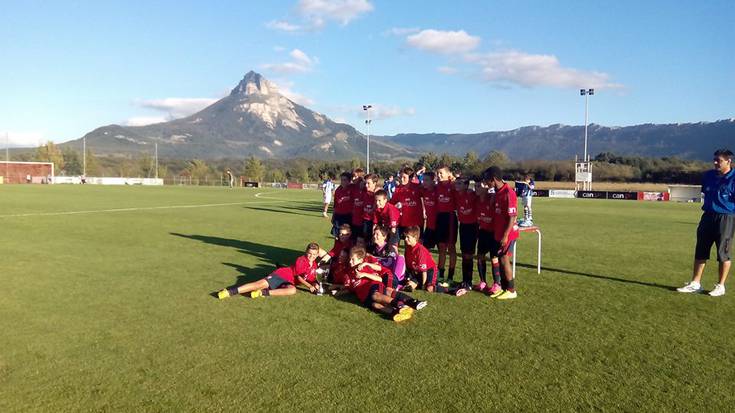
left=475, top=184, right=502, bottom=294
left=434, top=165, right=458, bottom=284
left=455, top=177, right=478, bottom=290
left=373, top=190, right=401, bottom=246
left=404, top=226, right=467, bottom=296
left=391, top=167, right=424, bottom=246
left=420, top=171, right=438, bottom=249
left=332, top=247, right=426, bottom=322
left=350, top=174, right=366, bottom=241
left=331, top=172, right=353, bottom=237
left=360, top=174, right=380, bottom=243
left=216, top=243, right=327, bottom=299
left=483, top=166, right=520, bottom=300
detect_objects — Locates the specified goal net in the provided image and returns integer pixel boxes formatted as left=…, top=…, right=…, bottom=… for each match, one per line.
left=0, top=161, right=55, bottom=184
left=668, top=185, right=702, bottom=203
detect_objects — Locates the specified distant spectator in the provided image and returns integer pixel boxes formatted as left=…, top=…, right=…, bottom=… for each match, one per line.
left=322, top=175, right=335, bottom=218
left=225, top=169, right=234, bottom=188
left=383, top=175, right=396, bottom=199
left=515, top=174, right=535, bottom=227
left=26, top=174, right=31, bottom=184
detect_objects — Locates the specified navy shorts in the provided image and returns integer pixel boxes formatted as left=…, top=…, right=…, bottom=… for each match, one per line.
left=351, top=223, right=364, bottom=241
left=422, top=227, right=437, bottom=250
left=495, top=239, right=516, bottom=258
left=265, top=274, right=293, bottom=290
left=361, top=220, right=374, bottom=240
left=382, top=272, right=401, bottom=290
left=477, top=229, right=495, bottom=255
left=695, top=212, right=735, bottom=262
left=363, top=283, right=384, bottom=308
left=332, top=213, right=352, bottom=236
left=459, top=223, right=479, bottom=254
left=409, top=268, right=437, bottom=289
left=435, top=212, right=458, bottom=245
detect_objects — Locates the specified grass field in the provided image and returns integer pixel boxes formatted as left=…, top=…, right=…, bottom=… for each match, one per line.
left=1, top=185, right=733, bottom=412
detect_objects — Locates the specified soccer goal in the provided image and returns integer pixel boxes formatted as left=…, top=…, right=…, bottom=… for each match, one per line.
left=0, top=161, right=55, bottom=184
left=668, top=185, right=702, bottom=203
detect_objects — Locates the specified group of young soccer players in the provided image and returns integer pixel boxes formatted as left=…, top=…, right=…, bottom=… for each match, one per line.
left=216, top=164, right=522, bottom=323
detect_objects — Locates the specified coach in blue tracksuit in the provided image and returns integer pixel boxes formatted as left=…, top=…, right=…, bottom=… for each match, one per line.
left=677, top=148, right=735, bottom=297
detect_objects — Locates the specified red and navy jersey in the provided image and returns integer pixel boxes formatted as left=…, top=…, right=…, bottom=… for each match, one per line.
left=456, top=190, right=478, bottom=224
left=333, top=185, right=352, bottom=214
left=493, top=183, right=519, bottom=242
left=330, top=260, right=350, bottom=285
left=346, top=266, right=383, bottom=303
left=362, top=190, right=376, bottom=221
left=476, top=195, right=495, bottom=231
left=421, top=187, right=438, bottom=230
left=272, top=255, right=317, bottom=284
left=436, top=180, right=455, bottom=213
left=405, top=242, right=438, bottom=274
left=373, top=202, right=400, bottom=228
left=328, top=238, right=353, bottom=258
left=351, top=185, right=366, bottom=225
left=391, top=183, right=423, bottom=227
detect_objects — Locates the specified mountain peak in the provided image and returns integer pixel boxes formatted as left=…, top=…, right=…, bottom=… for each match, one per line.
left=230, top=71, right=276, bottom=97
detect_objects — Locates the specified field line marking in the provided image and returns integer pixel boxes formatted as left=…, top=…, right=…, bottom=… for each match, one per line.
left=0, top=199, right=288, bottom=219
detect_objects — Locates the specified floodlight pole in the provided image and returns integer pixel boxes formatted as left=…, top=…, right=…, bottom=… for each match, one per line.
left=5, top=132, right=9, bottom=180
left=155, top=143, right=158, bottom=179
left=83, top=136, right=86, bottom=176
left=363, top=104, right=372, bottom=174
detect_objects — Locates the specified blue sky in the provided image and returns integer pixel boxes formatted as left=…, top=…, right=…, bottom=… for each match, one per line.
left=1, top=0, right=733, bottom=147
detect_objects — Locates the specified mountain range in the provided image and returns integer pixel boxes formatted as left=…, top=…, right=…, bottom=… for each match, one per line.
left=57, top=71, right=734, bottom=161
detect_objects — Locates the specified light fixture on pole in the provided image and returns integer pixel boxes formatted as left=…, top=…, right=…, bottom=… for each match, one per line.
left=576, top=88, right=595, bottom=191
left=362, top=104, right=372, bottom=174
left=83, top=136, right=86, bottom=176
left=580, top=88, right=594, bottom=162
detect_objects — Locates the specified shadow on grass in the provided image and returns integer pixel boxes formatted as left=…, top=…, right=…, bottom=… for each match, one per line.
left=516, top=263, right=676, bottom=291
left=244, top=201, right=326, bottom=217
left=171, top=233, right=305, bottom=298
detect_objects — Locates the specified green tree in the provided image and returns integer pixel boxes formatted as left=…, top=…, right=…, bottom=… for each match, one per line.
left=85, top=149, right=101, bottom=176
left=350, top=157, right=361, bottom=171
left=62, top=148, right=83, bottom=175
left=188, top=159, right=211, bottom=181
left=483, top=150, right=510, bottom=167
left=35, top=141, right=65, bottom=172
left=267, top=169, right=285, bottom=182
left=139, top=153, right=155, bottom=178
left=243, top=156, right=265, bottom=182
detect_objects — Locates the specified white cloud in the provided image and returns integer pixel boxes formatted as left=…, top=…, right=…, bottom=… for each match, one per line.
left=274, top=80, right=316, bottom=106
left=298, top=0, right=374, bottom=27
left=266, top=20, right=302, bottom=32
left=124, top=116, right=169, bottom=127
left=360, top=104, right=416, bottom=120
left=466, top=50, right=623, bottom=89
left=138, top=97, right=218, bottom=118
left=406, top=29, right=481, bottom=54
left=2, top=131, right=47, bottom=147
left=383, top=27, right=420, bottom=36
left=437, top=66, right=458, bottom=75
left=261, top=48, right=318, bottom=74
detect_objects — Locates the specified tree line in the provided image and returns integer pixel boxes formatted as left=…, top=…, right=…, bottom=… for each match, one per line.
left=18, top=142, right=709, bottom=185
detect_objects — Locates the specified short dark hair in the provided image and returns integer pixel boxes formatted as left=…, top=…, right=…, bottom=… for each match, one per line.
left=481, top=166, right=503, bottom=182
left=305, top=242, right=320, bottom=252
left=400, top=166, right=414, bottom=176
left=423, top=171, right=436, bottom=181
left=340, top=172, right=352, bottom=180
left=714, top=149, right=733, bottom=161
left=375, top=189, right=388, bottom=198
left=404, top=225, right=421, bottom=239
left=373, top=225, right=389, bottom=237
left=349, top=246, right=366, bottom=260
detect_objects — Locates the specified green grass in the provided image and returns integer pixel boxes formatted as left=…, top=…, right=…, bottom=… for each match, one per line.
left=1, top=185, right=733, bottom=412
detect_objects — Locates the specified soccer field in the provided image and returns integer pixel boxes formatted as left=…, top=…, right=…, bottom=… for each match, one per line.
left=1, top=185, right=733, bottom=412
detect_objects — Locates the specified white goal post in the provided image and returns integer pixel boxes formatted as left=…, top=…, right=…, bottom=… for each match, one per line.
left=668, top=185, right=702, bottom=203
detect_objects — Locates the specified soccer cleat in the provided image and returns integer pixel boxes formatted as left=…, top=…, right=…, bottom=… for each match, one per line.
left=496, top=290, right=518, bottom=300
left=250, top=289, right=264, bottom=299
left=217, top=289, right=231, bottom=300
left=709, top=283, right=726, bottom=297
left=489, top=287, right=505, bottom=298
left=676, top=281, right=703, bottom=293
left=392, top=306, right=415, bottom=322
left=473, top=281, right=488, bottom=292
left=454, top=288, right=468, bottom=297
left=488, top=283, right=502, bottom=295
left=322, top=212, right=328, bottom=218
left=415, top=300, right=428, bottom=311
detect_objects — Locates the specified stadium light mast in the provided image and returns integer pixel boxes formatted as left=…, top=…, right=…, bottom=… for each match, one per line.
left=83, top=136, right=86, bottom=176
left=363, top=104, right=373, bottom=174
left=5, top=132, right=8, bottom=181
left=580, top=88, right=594, bottom=162
left=155, top=142, right=158, bottom=179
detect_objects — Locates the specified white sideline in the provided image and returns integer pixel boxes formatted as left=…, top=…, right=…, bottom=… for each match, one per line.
left=0, top=192, right=287, bottom=219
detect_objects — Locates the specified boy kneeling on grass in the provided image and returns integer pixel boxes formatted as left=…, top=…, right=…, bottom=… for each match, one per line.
left=216, top=242, right=330, bottom=299
left=403, top=226, right=468, bottom=296
left=331, top=247, right=426, bottom=322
